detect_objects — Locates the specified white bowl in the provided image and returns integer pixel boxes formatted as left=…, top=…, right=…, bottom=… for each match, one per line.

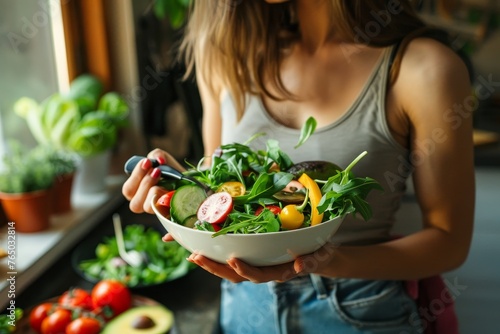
left=152, top=199, right=344, bottom=266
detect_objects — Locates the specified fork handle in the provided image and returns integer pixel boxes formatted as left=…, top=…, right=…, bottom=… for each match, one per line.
left=124, top=155, right=185, bottom=181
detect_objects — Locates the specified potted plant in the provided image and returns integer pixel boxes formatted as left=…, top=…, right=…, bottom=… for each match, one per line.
left=32, top=145, right=78, bottom=214
left=0, top=141, right=56, bottom=233
left=14, top=74, right=129, bottom=194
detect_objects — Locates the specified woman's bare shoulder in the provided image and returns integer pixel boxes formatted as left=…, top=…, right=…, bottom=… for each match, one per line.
left=400, top=37, right=469, bottom=83
left=394, top=37, right=471, bottom=117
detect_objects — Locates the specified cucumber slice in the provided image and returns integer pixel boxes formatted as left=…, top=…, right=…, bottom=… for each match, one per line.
left=182, top=215, right=198, bottom=228
left=170, top=185, right=207, bottom=225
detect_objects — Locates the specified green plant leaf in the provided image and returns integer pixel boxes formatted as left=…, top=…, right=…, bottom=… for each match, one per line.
left=295, top=116, right=317, bottom=148
left=98, top=92, right=129, bottom=125
left=66, top=111, right=118, bottom=156
left=66, top=74, right=103, bottom=103
left=154, top=0, right=190, bottom=29
left=316, top=152, right=383, bottom=221
left=0, top=141, right=56, bottom=193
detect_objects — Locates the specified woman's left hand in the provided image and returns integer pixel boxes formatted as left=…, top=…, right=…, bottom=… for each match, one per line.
left=187, top=253, right=297, bottom=283
left=185, top=245, right=337, bottom=283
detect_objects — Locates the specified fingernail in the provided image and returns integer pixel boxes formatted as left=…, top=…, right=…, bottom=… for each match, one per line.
left=141, top=158, right=151, bottom=170
left=156, top=157, right=166, bottom=165
left=150, top=167, right=161, bottom=178
left=294, top=262, right=303, bottom=274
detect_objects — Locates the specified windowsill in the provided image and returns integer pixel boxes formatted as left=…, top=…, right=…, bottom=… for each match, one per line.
left=0, top=175, right=127, bottom=310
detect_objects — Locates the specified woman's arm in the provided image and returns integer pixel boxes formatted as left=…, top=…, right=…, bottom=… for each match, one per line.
left=123, top=67, right=223, bottom=214
left=296, top=38, right=475, bottom=280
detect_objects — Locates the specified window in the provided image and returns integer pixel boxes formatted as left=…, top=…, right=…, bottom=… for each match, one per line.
left=0, top=0, right=68, bottom=157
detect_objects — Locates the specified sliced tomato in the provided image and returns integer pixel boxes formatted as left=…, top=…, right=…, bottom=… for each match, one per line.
left=157, top=190, right=175, bottom=207
left=255, top=205, right=282, bottom=216
left=197, top=192, right=233, bottom=224
left=217, top=181, right=246, bottom=197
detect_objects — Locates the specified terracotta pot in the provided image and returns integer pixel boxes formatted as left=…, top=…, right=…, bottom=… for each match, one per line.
left=0, top=188, right=53, bottom=233
left=52, top=173, right=74, bottom=214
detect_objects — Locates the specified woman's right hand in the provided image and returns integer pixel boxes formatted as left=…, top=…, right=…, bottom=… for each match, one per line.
left=122, top=148, right=185, bottom=214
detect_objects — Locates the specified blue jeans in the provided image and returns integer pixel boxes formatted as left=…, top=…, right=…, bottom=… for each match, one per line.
left=219, top=275, right=423, bottom=334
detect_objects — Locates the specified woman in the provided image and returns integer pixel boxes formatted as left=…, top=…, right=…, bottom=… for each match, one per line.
left=123, top=1, right=475, bottom=333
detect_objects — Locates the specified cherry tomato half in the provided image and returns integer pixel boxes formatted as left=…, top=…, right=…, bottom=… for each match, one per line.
left=29, top=303, right=54, bottom=333
left=217, top=181, right=246, bottom=197
left=66, top=317, right=101, bottom=334
left=255, top=205, right=282, bottom=216
left=197, top=192, right=233, bottom=224
left=157, top=190, right=175, bottom=207
left=58, top=288, right=93, bottom=310
left=41, top=309, right=72, bottom=334
left=91, top=279, right=131, bottom=318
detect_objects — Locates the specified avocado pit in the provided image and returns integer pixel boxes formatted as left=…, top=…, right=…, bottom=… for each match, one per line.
left=131, top=315, right=156, bottom=329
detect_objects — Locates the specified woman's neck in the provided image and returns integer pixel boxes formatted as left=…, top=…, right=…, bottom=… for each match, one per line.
left=295, top=0, right=332, bottom=53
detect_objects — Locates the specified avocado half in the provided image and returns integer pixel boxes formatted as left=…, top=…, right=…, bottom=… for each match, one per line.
left=286, top=161, right=342, bottom=180
left=102, top=305, right=174, bottom=334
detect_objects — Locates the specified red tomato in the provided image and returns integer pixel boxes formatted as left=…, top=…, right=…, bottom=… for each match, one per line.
left=91, top=279, right=131, bottom=318
left=58, top=288, right=92, bottom=310
left=29, top=303, right=54, bottom=333
left=157, top=190, right=175, bottom=207
left=41, top=309, right=72, bottom=334
left=197, top=192, right=233, bottom=224
left=66, top=317, right=101, bottom=334
left=255, top=205, right=282, bottom=216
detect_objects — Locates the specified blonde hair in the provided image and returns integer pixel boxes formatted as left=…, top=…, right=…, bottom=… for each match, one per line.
left=179, top=0, right=444, bottom=119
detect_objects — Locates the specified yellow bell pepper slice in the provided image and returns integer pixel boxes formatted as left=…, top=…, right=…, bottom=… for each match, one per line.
left=297, top=173, right=324, bottom=226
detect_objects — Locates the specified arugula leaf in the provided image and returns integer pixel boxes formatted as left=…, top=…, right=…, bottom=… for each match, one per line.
left=266, top=139, right=294, bottom=170
left=316, top=151, right=383, bottom=221
left=233, top=172, right=293, bottom=205
left=295, top=116, right=317, bottom=148
left=212, top=210, right=280, bottom=237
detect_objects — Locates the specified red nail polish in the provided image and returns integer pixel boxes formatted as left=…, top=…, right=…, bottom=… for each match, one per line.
left=141, top=158, right=151, bottom=170
left=156, top=157, right=166, bottom=165
left=151, top=167, right=161, bottom=178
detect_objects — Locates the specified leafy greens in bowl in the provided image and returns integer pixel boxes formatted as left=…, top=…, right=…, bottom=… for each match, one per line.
left=149, top=117, right=383, bottom=266
left=153, top=202, right=344, bottom=266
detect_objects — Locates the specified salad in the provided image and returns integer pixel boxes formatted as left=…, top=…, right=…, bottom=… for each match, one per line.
left=155, top=117, right=383, bottom=236
left=78, top=225, right=192, bottom=287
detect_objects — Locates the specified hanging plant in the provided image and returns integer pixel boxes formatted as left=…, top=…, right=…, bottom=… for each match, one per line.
left=153, top=0, right=192, bottom=30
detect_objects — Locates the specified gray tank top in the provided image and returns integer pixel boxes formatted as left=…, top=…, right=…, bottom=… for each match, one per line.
left=220, top=47, right=411, bottom=245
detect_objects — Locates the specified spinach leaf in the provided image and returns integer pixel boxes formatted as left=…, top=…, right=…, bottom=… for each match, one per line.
left=295, top=116, right=317, bottom=148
